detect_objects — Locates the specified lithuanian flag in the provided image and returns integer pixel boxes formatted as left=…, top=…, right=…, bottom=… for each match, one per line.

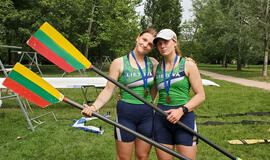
left=3, top=63, right=64, bottom=107
left=27, top=22, right=91, bottom=72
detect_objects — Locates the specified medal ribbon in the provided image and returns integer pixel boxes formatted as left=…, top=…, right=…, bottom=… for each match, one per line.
left=163, top=54, right=178, bottom=100
left=131, top=51, right=148, bottom=96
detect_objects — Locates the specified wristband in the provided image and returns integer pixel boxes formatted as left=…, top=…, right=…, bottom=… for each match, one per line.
left=180, top=106, right=188, bottom=115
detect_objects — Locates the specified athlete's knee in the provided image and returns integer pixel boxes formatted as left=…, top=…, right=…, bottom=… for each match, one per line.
left=135, top=153, right=149, bottom=160
left=117, top=154, right=132, bottom=160
left=117, top=150, right=133, bottom=160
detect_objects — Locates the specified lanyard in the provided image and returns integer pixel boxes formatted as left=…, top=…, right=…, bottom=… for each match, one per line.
left=131, top=51, right=148, bottom=97
left=163, top=54, right=178, bottom=103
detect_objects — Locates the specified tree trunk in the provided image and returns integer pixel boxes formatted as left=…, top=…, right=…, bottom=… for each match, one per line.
left=237, top=35, right=242, bottom=71
left=237, top=54, right=242, bottom=71
left=237, top=7, right=242, bottom=71
left=222, top=53, right=227, bottom=67
left=262, top=36, right=269, bottom=77
left=262, top=0, right=269, bottom=77
left=84, top=0, right=96, bottom=59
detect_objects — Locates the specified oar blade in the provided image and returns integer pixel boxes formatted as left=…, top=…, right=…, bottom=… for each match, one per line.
left=27, top=22, right=91, bottom=72
left=2, top=63, right=64, bottom=107
left=228, top=139, right=268, bottom=145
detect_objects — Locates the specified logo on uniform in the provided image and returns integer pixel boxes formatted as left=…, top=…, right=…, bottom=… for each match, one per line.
left=149, top=64, right=153, bottom=71
left=179, top=65, right=184, bottom=71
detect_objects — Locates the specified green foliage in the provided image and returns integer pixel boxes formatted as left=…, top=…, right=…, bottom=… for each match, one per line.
left=90, top=0, right=140, bottom=58
left=0, top=0, right=141, bottom=65
left=142, top=0, right=182, bottom=33
left=189, top=0, right=270, bottom=73
left=180, top=21, right=207, bottom=62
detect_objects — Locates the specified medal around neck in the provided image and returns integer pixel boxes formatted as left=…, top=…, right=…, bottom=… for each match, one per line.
left=144, top=90, right=148, bottom=97
left=166, top=95, right=171, bottom=103
left=131, top=51, right=148, bottom=97
left=163, top=55, right=178, bottom=104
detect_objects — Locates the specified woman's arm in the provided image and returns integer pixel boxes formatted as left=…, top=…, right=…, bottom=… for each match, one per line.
left=184, top=60, right=205, bottom=112
left=185, top=61, right=205, bottom=112
left=166, top=60, right=205, bottom=124
left=82, top=57, right=123, bottom=116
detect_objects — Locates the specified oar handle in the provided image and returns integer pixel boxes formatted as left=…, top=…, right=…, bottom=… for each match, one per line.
left=62, top=97, right=190, bottom=160
left=91, top=66, right=239, bottom=160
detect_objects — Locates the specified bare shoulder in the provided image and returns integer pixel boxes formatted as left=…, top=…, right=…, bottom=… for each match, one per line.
left=185, top=59, right=199, bottom=76
left=112, top=57, right=123, bottom=64
left=185, top=59, right=198, bottom=69
left=110, top=57, right=123, bottom=68
left=149, top=57, right=159, bottom=65
left=185, top=57, right=197, bottom=64
left=110, top=57, right=123, bottom=74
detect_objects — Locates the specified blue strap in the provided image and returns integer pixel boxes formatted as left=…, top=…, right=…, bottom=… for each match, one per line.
left=163, top=54, right=178, bottom=97
left=131, top=51, right=148, bottom=93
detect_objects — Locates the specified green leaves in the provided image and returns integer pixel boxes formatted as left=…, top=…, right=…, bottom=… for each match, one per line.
left=0, top=0, right=141, bottom=65
left=143, top=0, right=182, bottom=33
left=190, top=0, right=269, bottom=73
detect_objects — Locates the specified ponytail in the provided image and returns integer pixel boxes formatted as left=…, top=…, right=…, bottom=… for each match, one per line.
left=175, top=45, right=181, bottom=56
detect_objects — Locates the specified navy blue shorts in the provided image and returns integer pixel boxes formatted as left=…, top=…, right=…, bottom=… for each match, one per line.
left=114, top=101, right=154, bottom=142
left=153, top=104, right=198, bottom=146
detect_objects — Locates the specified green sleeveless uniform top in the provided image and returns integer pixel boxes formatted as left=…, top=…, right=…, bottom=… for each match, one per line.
left=118, top=54, right=154, bottom=104
left=155, top=57, right=190, bottom=106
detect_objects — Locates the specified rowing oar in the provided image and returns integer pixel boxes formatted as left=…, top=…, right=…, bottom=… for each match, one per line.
left=26, top=22, right=241, bottom=160
left=2, top=63, right=189, bottom=160
left=228, top=139, right=270, bottom=145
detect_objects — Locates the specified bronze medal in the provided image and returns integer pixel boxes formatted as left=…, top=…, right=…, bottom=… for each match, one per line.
left=166, top=95, right=171, bottom=103
left=144, top=90, right=148, bottom=97
left=163, top=55, right=178, bottom=105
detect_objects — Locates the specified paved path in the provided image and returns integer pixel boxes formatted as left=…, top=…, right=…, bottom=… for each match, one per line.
left=199, top=70, right=270, bottom=91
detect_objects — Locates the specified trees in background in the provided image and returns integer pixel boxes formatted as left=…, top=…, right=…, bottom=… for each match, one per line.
left=186, top=0, right=269, bottom=76
left=252, top=0, right=270, bottom=76
left=0, top=0, right=269, bottom=76
left=142, top=0, right=182, bottom=32
left=0, top=0, right=141, bottom=65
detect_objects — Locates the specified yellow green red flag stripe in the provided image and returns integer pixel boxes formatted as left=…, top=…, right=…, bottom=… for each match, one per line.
left=39, top=22, right=90, bottom=68
left=3, top=63, right=64, bottom=107
left=27, top=22, right=91, bottom=73
left=3, top=78, right=51, bottom=107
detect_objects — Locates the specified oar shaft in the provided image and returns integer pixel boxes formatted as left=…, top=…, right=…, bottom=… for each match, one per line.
left=63, top=97, right=190, bottom=160
left=91, top=66, right=237, bottom=160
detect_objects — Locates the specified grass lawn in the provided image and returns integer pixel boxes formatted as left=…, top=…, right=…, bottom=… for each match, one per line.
left=198, top=64, right=270, bottom=83
left=0, top=64, right=270, bottom=159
